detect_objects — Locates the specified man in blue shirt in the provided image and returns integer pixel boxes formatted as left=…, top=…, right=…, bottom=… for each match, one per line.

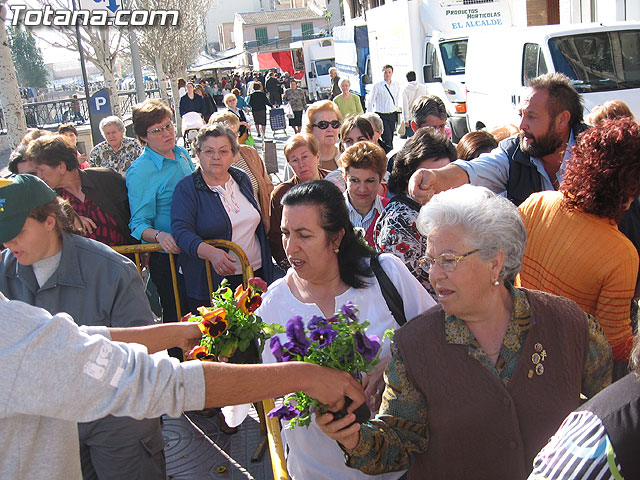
left=126, top=99, right=194, bottom=358
left=408, top=73, right=585, bottom=206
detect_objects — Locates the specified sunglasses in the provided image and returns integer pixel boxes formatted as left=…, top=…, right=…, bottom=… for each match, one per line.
left=313, top=120, right=341, bottom=130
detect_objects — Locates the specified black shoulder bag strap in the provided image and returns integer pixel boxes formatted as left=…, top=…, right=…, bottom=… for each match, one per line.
left=371, top=254, right=407, bottom=326
left=383, top=83, right=396, bottom=107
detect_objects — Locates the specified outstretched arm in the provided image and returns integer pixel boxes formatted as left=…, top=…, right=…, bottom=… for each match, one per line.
left=109, top=322, right=202, bottom=354
left=202, top=361, right=366, bottom=412
left=407, top=164, right=469, bottom=205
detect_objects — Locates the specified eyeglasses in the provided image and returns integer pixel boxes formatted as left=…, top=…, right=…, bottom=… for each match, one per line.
left=313, top=120, right=341, bottom=130
left=418, top=249, right=481, bottom=272
left=147, top=122, right=174, bottom=136
left=199, top=148, right=232, bottom=158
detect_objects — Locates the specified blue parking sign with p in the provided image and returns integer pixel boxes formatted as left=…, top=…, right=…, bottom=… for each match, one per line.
left=90, top=89, right=112, bottom=115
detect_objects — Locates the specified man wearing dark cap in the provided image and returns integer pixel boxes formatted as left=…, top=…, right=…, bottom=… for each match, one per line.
left=0, top=175, right=365, bottom=480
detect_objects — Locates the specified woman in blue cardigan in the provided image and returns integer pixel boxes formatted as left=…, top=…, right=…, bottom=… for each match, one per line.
left=171, top=124, right=273, bottom=312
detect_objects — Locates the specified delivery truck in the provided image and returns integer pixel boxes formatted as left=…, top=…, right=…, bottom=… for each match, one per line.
left=290, top=37, right=336, bottom=101
left=333, top=23, right=371, bottom=109
left=363, top=0, right=513, bottom=141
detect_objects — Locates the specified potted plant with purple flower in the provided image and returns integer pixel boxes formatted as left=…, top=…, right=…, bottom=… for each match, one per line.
left=267, top=302, right=391, bottom=428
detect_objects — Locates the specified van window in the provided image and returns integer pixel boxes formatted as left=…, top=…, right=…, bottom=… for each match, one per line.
left=522, top=43, right=548, bottom=85
left=314, top=59, right=335, bottom=77
left=439, top=40, right=466, bottom=75
left=426, top=43, right=441, bottom=79
left=548, top=30, right=640, bottom=92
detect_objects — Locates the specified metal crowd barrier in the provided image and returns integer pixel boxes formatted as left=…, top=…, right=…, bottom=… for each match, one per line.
left=111, top=239, right=288, bottom=480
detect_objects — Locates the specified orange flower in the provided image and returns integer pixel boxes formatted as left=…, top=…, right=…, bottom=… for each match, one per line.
left=235, top=286, right=250, bottom=314
left=185, top=345, right=216, bottom=361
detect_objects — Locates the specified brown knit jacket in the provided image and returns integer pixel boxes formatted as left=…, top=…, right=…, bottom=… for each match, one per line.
left=395, top=289, right=589, bottom=480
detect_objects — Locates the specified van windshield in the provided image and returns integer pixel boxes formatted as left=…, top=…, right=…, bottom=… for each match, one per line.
left=439, top=40, right=467, bottom=75
left=314, top=59, right=335, bottom=77
left=548, top=30, right=640, bottom=93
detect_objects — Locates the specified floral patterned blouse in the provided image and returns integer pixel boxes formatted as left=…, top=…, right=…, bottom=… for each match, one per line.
left=89, top=136, right=143, bottom=174
left=374, top=194, right=433, bottom=296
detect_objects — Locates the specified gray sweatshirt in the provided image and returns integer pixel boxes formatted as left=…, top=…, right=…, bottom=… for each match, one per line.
left=0, top=294, right=205, bottom=479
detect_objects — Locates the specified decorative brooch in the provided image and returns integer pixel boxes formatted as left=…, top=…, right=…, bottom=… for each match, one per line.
left=527, top=343, right=547, bottom=378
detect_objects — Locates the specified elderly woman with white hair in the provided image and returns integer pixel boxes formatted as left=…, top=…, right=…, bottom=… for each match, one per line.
left=89, top=115, right=143, bottom=174
left=317, top=184, right=613, bottom=480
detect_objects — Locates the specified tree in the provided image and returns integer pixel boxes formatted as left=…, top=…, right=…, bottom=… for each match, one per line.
left=134, top=0, right=212, bottom=134
left=8, top=25, right=49, bottom=90
left=0, top=0, right=28, bottom=149
left=35, top=0, right=125, bottom=116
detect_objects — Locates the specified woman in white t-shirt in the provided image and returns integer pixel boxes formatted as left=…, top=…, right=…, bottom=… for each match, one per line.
left=171, top=123, right=274, bottom=313
left=224, top=180, right=434, bottom=479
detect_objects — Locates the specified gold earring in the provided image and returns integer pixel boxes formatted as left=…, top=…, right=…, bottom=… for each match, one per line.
left=493, top=280, right=500, bottom=286
left=334, top=247, right=340, bottom=254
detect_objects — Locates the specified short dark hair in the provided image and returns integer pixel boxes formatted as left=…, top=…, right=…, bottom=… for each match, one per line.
left=388, top=127, right=457, bottom=194
left=412, top=95, right=447, bottom=127
left=26, top=134, right=79, bottom=171
left=406, top=71, right=417, bottom=82
left=132, top=99, right=173, bottom=143
left=57, top=123, right=78, bottom=136
left=7, top=145, right=28, bottom=174
left=456, top=130, right=498, bottom=161
left=339, top=115, right=374, bottom=151
left=281, top=180, right=374, bottom=289
left=529, top=72, right=583, bottom=128
left=383, top=64, right=393, bottom=71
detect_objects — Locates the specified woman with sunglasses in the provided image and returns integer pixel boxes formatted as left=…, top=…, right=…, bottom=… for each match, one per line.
left=317, top=184, right=613, bottom=480
left=303, top=100, right=342, bottom=171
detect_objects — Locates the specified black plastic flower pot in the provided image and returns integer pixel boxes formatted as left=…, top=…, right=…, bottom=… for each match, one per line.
left=330, top=396, right=371, bottom=424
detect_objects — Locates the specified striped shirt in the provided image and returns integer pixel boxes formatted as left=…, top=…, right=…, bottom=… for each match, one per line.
left=528, top=410, right=622, bottom=480
left=344, top=191, right=385, bottom=232
left=367, top=80, right=401, bottom=114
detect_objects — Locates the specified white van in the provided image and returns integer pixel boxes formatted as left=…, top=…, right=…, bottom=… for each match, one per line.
left=291, top=38, right=335, bottom=102
left=364, top=0, right=512, bottom=140
left=465, top=22, right=640, bottom=131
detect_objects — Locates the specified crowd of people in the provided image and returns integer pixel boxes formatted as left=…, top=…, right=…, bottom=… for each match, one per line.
left=2, top=67, right=640, bottom=480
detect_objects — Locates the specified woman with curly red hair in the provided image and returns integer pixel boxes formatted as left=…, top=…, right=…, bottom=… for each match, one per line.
left=519, top=117, right=640, bottom=369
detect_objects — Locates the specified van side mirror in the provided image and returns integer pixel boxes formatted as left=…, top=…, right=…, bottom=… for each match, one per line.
left=361, top=74, right=372, bottom=85
left=308, top=71, right=316, bottom=78
left=424, top=64, right=441, bottom=83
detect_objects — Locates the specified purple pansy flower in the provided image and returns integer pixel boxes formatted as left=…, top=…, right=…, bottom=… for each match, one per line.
left=307, top=315, right=325, bottom=331
left=341, top=302, right=358, bottom=322
left=270, top=336, right=284, bottom=362
left=310, top=324, right=338, bottom=348
left=286, top=316, right=310, bottom=355
left=267, top=403, right=299, bottom=421
left=354, top=332, right=381, bottom=362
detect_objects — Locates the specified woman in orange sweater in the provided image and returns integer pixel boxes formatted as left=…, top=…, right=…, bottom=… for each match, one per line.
left=519, top=118, right=640, bottom=366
